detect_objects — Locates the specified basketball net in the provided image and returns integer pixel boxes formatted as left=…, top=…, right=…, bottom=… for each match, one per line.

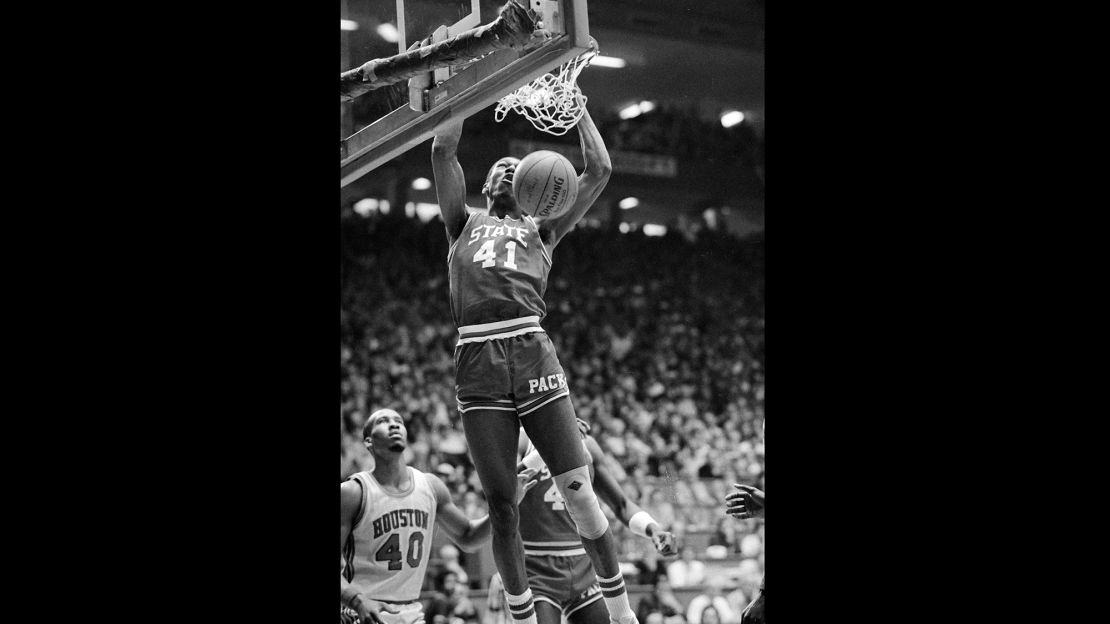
left=494, top=45, right=596, bottom=136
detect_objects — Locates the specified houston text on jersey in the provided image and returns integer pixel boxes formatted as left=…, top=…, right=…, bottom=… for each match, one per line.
left=371, top=508, right=431, bottom=538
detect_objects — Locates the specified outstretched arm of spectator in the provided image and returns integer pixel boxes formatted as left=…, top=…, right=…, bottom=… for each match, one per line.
left=540, top=106, right=612, bottom=248
left=725, top=483, right=764, bottom=519
left=586, top=435, right=678, bottom=556
left=432, top=120, right=470, bottom=243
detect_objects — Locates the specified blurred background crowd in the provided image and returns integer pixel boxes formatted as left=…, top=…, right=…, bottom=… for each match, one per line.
left=463, top=107, right=765, bottom=192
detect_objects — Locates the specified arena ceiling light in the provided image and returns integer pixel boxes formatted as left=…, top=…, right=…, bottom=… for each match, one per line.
left=353, top=198, right=389, bottom=216
left=414, top=202, right=440, bottom=222
left=411, top=177, right=432, bottom=190
left=376, top=23, right=400, bottom=43
left=589, top=55, right=627, bottom=69
left=619, top=197, right=639, bottom=210
left=618, top=104, right=642, bottom=120
left=341, top=19, right=359, bottom=31
left=720, top=110, right=746, bottom=128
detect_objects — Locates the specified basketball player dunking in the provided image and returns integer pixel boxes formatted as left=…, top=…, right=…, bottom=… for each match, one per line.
left=515, top=420, right=678, bottom=624
left=340, top=408, right=538, bottom=624
left=431, top=106, right=639, bottom=624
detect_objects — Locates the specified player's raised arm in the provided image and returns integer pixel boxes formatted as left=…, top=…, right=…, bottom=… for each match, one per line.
left=540, top=108, right=612, bottom=247
left=431, top=120, right=470, bottom=244
left=429, top=471, right=539, bottom=553
left=585, top=435, right=678, bottom=557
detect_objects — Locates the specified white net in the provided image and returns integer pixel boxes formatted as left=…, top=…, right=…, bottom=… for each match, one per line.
left=494, top=48, right=596, bottom=136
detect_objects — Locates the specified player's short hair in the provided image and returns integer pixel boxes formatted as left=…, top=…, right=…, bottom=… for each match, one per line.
left=484, top=159, right=502, bottom=183
left=363, top=408, right=402, bottom=439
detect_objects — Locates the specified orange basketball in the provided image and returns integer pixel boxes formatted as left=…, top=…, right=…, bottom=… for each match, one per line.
left=512, top=150, right=579, bottom=220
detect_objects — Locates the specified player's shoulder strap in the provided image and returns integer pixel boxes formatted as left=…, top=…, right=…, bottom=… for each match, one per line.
left=524, top=214, right=555, bottom=264
left=447, top=209, right=482, bottom=263
left=524, top=214, right=545, bottom=240
left=414, top=468, right=448, bottom=512
left=346, top=471, right=372, bottom=528
left=412, top=467, right=436, bottom=494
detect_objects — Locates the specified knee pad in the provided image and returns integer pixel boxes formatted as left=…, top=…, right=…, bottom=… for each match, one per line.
left=552, top=465, right=609, bottom=540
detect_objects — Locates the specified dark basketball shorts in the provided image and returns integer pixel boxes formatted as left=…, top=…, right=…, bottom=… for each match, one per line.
left=525, top=553, right=602, bottom=616
left=454, top=317, right=570, bottom=417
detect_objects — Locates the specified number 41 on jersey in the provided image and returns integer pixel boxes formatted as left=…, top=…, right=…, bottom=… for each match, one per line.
left=473, top=240, right=518, bottom=269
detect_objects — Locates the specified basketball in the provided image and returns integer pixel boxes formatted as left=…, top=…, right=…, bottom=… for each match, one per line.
left=512, top=150, right=579, bottom=220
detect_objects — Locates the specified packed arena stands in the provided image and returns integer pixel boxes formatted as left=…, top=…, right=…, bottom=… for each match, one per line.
left=464, top=107, right=765, bottom=191
left=341, top=206, right=764, bottom=619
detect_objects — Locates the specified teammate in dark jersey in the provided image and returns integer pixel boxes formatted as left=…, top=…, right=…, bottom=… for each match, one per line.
left=515, top=420, right=677, bottom=624
left=430, top=104, right=637, bottom=624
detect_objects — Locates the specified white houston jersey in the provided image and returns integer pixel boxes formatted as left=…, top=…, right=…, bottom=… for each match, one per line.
left=343, top=468, right=438, bottom=601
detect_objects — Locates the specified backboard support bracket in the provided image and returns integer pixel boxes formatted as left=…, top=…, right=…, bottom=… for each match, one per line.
left=340, top=0, right=590, bottom=188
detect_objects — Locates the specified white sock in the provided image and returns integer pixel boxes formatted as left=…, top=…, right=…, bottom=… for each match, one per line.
left=597, top=572, right=635, bottom=623
left=505, top=588, right=538, bottom=624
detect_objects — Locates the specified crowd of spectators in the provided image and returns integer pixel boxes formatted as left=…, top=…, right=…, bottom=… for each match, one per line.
left=408, top=102, right=765, bottom=190
left=340, top=207, right=764, bottom=598
left=594, top=105, right=763, bottom=180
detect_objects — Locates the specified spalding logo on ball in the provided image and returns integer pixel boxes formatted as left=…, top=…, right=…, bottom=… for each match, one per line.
left=512, top=150, right=579, bottom=220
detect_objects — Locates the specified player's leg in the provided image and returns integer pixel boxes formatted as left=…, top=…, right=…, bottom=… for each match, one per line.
left=565, top=596, right=609, bottom=624
left=519, top=397, right=634, bottom=624
left=533, top=599, right=563, bottom=624
left=459, top=407, right=537, bottom=624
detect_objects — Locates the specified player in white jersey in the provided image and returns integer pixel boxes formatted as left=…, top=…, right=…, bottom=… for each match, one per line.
left=341, top=408, right=538, bottom=624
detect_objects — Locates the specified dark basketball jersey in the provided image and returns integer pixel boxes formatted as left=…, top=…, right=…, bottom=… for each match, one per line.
left=448, top=212, right=551, bottom=328
left=518, top=439, right=587, bottom=557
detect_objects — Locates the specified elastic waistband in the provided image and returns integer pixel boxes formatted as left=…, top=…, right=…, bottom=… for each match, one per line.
left=523, top=547, right=588, bottom=557
left=457, top=316, right=544, bottom=346
left=522, top=540, right=588, bottom=557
